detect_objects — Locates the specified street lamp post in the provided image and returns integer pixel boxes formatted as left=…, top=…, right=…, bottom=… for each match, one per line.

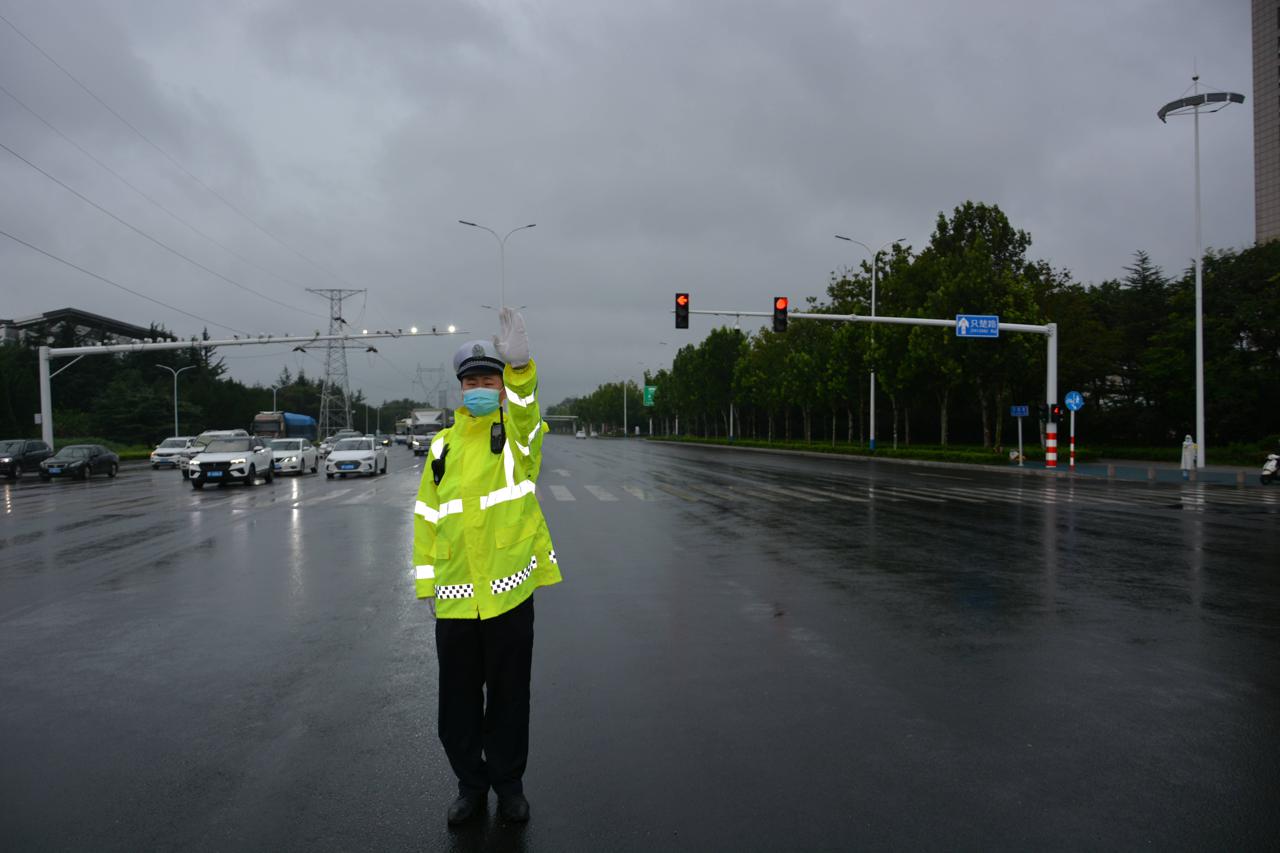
left=835, top=235, right=903, bottom=450
left=268, top=384, right=281, bottom=411
left=459, top=221, right=537, bottom=309
left=1158, top=78, right=1244, bottom=468
left=156, top=364, right=195, bottom=438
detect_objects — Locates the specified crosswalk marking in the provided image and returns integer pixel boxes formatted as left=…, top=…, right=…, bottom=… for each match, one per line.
left=622, top=485, right=657, bottom=501
left=549, top=485, right=575, bottom=501
left=584, top=485, right=618, bottom=502
left=553, top=468, right=571, bottom=477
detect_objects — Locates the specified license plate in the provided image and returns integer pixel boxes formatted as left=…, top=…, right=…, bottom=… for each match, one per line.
left=273, top=463, right=282, bottom=470
left=340, top=463, right=356, bottom=470
left=49, top=467, right=61, bottom=474
left=207, top=471, right=222, bottom=478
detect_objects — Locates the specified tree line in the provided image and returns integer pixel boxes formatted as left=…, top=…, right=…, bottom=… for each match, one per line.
left=0, top=323, right=421, bottom=445
left=550, top=201, right=1280, bottom=450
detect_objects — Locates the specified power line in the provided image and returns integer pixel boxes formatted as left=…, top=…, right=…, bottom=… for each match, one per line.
left=0, top=139, right=326, bottom=316
left=0, top=81, right=322, bottom=313
left=0, top=9, right=359, bottom=291
left=0, top=226, right=248, bottom=334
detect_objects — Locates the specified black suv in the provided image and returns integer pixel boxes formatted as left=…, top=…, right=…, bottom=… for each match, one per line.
left=0, top=439, right=53, bottom=479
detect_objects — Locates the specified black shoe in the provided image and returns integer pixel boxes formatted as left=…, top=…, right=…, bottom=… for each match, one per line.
left=447, top=793, right=484, bottom=826
left=497, top=793, right=530, bottom=824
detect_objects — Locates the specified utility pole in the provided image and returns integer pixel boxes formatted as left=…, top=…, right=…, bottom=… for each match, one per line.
left=307, top=288, right=365, bottom=438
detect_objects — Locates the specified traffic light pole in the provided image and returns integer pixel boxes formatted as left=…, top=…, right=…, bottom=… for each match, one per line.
left=685, top=308, right=1059, bottom=461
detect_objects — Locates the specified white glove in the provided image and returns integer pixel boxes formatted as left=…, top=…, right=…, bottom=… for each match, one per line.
left=493, top=306, right=530, bottom=368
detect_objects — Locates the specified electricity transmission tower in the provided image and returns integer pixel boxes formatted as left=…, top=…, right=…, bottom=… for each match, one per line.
left=415, top=364, right=449, bottom=408
left=308, top=288, right=366, bottom=436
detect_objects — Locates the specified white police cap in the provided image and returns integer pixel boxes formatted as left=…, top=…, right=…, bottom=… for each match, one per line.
left=453, top=339, right=505, bottom=379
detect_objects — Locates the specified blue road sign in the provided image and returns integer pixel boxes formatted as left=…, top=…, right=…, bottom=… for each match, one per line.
left=1065, top=391, right=1085, bottom=412
left=1010, top=405, right=1029, bottom=418
left=955, top=314, right=999, bottom=338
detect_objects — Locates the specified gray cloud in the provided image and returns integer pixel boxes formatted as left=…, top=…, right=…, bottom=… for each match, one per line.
left=1, top=0, right=1254, bottom=408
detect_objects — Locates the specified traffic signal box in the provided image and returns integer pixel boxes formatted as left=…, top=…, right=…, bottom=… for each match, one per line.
left=675, top=293, right=689, bottom=329
left=773, top=296, right=789, bottom=332
left=1049, top=403, right=1064, bottom=422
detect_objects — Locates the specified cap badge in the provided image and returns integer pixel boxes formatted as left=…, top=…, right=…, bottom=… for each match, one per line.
left=472, top=344, right=484, bottom=357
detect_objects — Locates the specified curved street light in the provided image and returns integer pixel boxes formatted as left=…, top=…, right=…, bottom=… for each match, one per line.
left=1157, top=76, right=1244, bottom=468
left=156, top=364, right=195, bottom=438
left=458, top=221, right=537, bottom=309
left=834, top=235, right=903, bottom=450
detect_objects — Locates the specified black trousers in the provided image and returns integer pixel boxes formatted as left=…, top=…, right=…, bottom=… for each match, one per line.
left=435, top=595, right=534, bottom=797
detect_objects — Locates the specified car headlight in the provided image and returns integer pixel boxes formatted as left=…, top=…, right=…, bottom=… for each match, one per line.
left=0, top=457, right=11, bottom=464
left=229, top=458, right=247, bottom=465
left=283, top=456, right=297, bottom=463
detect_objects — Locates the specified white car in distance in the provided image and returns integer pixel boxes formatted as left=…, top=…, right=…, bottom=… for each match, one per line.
left=151, top=436, right=195, bottom=468
left=326, top=437, right=387, bottom=478
left=270, top=438, right=318, bottom=475
left=189, top=437, right=275, bottom=489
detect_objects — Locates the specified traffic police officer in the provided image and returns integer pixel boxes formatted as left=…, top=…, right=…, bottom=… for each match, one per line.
left=413, top=307, right=561, bottom=826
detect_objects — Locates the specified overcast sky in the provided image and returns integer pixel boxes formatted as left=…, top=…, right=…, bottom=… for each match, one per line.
left=0, top=0, right=1255, bottom=409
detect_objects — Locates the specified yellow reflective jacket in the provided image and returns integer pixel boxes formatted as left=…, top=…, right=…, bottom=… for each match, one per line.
left=412, top=360, right=561, bottom=619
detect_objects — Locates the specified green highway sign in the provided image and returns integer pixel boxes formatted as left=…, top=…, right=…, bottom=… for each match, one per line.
left=643, top=385, right=656, bottom=406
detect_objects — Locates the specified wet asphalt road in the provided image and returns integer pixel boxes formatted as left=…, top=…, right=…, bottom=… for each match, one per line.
left=1, top=439, right=1278, bottom=851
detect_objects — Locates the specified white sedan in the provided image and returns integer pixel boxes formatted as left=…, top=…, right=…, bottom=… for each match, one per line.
left=325, top=437, right=388, bottom=478
left=270, top=438, right=318, bottom=475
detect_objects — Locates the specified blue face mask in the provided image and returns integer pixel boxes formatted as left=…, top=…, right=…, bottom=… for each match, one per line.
left=463, top=387, right=501, bottom=416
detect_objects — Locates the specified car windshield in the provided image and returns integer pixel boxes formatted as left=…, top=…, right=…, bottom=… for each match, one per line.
left=0, top=440, right=22, bottom=454
left=52, top=446, right=92, bottom=459
left=271, top=440, right=302, bottom=450
left=159, top=438, right=187, bottom=448
left=204, top=438, right=253, bottom=452
left=334, top=438, right=373, bottom=451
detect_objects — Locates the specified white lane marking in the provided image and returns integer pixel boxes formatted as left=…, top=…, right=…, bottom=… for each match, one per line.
left=904, top=486, right=987, bottom=505
left=655, top=483, right=699, bottom=502
left=549, top=485, right=575, bottom=501
left=584, top=485, right=618, bottom=502
left=883, top=489, right=946, bottom=504
left=908, top=472, right=971, bottom=481
left=758, top=484, right=828, bottom=502
left=553, top=468, right=571, bottom=477
left=302, top=488, right=352, bottom=506
left=783, top=484, right=868, bottom=503
left=623, top=485, right=656, bottom=501
left=685, top=483, right=743, bottom=501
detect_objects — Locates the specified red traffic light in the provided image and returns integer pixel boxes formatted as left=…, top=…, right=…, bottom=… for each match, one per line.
left=675, top=292, right=690, bottom=329
left=676, top=294, right=689, bottom=307
left=772, top=296, right=789, bottom=332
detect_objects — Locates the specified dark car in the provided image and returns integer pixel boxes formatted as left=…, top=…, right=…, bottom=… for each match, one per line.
left=0, top=439, right=53, bottom=479
left=39, top=445, right=120, bottom=481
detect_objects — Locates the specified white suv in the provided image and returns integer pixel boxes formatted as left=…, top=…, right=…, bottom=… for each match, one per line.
left=189, top=436, right=274, bottom=489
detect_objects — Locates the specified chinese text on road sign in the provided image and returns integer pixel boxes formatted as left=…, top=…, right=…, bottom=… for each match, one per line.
left=955, top=314, right=999, bottom=338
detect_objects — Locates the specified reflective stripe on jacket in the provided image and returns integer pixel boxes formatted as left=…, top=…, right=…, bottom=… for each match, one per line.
left=412, top=360, right=561, bottom=619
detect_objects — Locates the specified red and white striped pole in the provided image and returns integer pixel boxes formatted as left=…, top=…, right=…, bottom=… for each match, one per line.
left=1046, top=417, right=1058, bottom=469
left=1069, top=410, right=1076, bottom=469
